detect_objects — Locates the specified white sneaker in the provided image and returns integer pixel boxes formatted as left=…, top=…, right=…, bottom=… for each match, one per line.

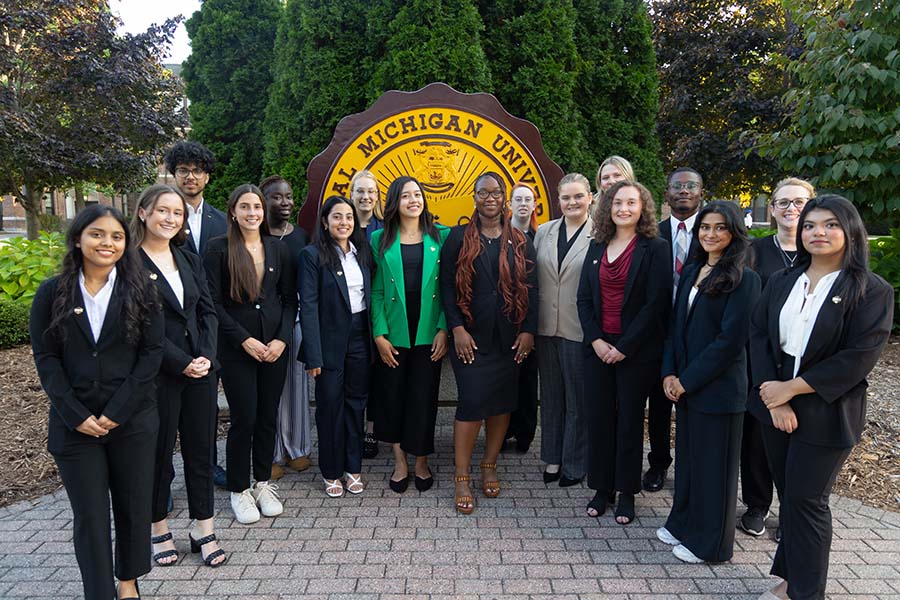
left=252, top=481, right=283, bottom=517
left=656, top=526, right=681, bottom=546
left=231, top=489, right=260, bottom=524
left=673, top=543, right=704, bottom=563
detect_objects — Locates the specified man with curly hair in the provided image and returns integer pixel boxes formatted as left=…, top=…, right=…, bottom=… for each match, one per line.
left=163, top=141, right=226, bottom=255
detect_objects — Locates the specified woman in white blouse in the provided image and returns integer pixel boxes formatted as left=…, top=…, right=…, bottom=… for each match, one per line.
left=750, top=195, right=893, bottom=600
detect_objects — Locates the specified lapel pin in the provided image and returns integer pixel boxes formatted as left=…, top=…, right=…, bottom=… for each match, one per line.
left=74, top=307, right=84, bottom=315
left=593, top=259, right=598, bottom=264
left=185, top=229, right=190, bottom=235
left=430, top=246, right=436, bottom=252
left=149, top=272, right=158, bottom=280
left=268, top=266, right=274, bottom=272
left=337, top=271, right=343, bottom=277
left=832, top=296, right=842, bottom=304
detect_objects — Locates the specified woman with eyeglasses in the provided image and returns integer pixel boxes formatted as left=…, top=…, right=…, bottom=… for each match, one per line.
left=440, top=172, right=538, bottom=514
left=750, top=195, right=892, bottom=600
left=739, top=178, right=815, bottom=541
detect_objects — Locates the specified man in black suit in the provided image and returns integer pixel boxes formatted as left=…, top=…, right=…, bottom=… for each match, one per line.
left=642, top=167, right=703, bottom=492
left=163, top=140, right=229, bottom=488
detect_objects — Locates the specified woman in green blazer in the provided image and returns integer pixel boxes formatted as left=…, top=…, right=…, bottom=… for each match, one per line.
left=370, top=176, right=450, bottom=493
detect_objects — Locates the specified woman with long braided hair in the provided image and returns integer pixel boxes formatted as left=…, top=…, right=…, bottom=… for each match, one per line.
left=439, top=172, right=538, bottom=514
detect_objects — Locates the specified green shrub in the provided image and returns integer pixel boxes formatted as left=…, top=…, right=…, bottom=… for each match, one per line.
left=869, top=228, right=900, bottom=332
left=0, top=232, right=65, bottom=305
left=748, top=227, right=776, bottom=238
left=0, top=299, right=31, bottom=348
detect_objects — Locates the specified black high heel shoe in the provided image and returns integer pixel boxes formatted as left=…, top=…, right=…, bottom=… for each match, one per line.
left=414, top=468, right=434, bottom=492
left=389, top=472, right=410, bottom=493
left=543, top=469, right=561, bottom=484
left=189, top=533, right=228, bottom=568
left=615, top=493, right=635, bottom=525
left=586, top=490, right=608, bottom=518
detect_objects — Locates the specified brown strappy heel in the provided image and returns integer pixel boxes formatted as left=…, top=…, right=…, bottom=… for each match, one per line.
left=454, top=474, right=475, bottom=514
left=480, top=462, right=501, bottom=498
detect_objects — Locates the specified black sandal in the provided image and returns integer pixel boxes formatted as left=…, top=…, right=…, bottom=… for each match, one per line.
left=586, top=490, right=609, bottom=518
left=151, top=532, right=178, bottom=566
left=615, top=493, right=635, bottom=525
left=189, top=533, right=228, bottom=568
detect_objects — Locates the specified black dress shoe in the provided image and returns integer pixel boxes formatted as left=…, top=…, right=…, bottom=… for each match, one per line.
left=515, top=437, right=532, bottom=454
left=414, top=469, right=434, bottom=492
left=389, top=474, right=409, bottom=493
left=363, top=432, right=379, bottom=459
left=543, top=469, right=561, bottom=484
left=559, top=476, right=583, bottom=487
left=775, top=524, right=783, bottom=543
left=213, top=465, right=227, bottom=488
left=642, top=468, right=666, bottom=492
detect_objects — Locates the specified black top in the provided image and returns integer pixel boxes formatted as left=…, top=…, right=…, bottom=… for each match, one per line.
left=557, top=221, right=586, bottom=271
left=751, top=235, right=797, bottom=289
left=401, top=242, right=424, bottom=338
left=278, top=227, right=310, bottom=271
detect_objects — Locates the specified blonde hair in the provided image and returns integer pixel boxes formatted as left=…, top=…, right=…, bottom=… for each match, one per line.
left=349, top=169, right=384, bottom=219
left=595, top=156, right=635, bottom=192
left=771, top=177, right=815, bottom=201
left=558, top=172, right=591, bottom=195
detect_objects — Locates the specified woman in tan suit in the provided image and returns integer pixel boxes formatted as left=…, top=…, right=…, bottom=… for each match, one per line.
left=534, top=173, right=593, bottom=486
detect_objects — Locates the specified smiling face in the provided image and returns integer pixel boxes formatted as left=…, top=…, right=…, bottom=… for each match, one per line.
left=324, top=201, right=355, bottom=245
left=398, top=180, right=424, bottom=220
left=610, top=185, right=642, bottom=229
left=697, top=211, right=733, bottom=259
left=599, top=163, right=627, bottom=192
left=474, top=175, right=505, bottom=220
left=770, top=184, right=811, bottom=233
left=351, top=176, right=378, bottom=215
left=78, top=215, right=126, bottom=270
left=510, top=185, right=536, bottom=221
left=232, top=192, right=265, bottom=233
left=666, top=171, right=703, bottom=219
left=801, top=208, right=846, bottom=260
left=558, top=182, right=591, bottom=223
left=264, top=180, right=294, bottom=224
left=140, top=192, right=185, bottom=243
left=174, top=162, right=209, bottom=201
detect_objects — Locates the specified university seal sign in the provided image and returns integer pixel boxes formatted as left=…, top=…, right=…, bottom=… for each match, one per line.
left=301, top=83, right=564, bottom=229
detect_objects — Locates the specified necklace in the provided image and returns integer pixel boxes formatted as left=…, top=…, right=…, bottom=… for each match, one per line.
left=773, top=235, right=797, bottom=268
left=270, top=223, right=291, bottom=240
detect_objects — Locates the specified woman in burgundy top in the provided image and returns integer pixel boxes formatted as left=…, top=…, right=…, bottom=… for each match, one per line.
left=576, top=181, right=671, bottom=524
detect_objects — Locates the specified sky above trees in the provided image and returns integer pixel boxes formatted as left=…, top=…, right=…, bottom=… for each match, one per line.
left=110, top=0, right=199, bottom=62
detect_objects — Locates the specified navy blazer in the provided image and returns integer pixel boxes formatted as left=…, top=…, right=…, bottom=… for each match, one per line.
left=576, top=236, right=671, bottom=363
left=30, top=276, right=165, bottom=449
left=749, top=269, right=893, bottom=447
left=203, top=235, right=297, bottom=360
left=141, top=246, right=219, bottom=376
left=184, top=203, right=227, bottom=256
left=662, top=264, right=761, bottom=414
left=439, top=225, right=538, bottom=348
left=659, top=217, right=700, bottom=270
left=298, top=244, right=374, bottom=370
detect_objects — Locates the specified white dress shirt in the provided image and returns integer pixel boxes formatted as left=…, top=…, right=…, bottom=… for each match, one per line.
left=186, top=199, right=205, bottom=251
left=779, top=270, right=841, bottom=377
left=78, top=267, right=117, bottom=342
left=338, top=242, right=367, bottom=314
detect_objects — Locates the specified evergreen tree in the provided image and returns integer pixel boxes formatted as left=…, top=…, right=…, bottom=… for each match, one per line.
left=572, top=0, right=664, bottom=195
left=478, top=0, right=589, bottom=176
left=262, top=0, right=371, bottom=199
left=182, top=0, right=280, bottom=209
left=371, top=0, right=492, bottom=97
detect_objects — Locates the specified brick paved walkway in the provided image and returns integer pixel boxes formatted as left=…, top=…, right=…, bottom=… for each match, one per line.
left=1, top=406, right=899, bottom=599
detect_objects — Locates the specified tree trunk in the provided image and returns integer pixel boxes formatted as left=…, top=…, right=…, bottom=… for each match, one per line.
left=21, top=184, right=43, bottom=240
left=74, top=185, right=86, bottom=213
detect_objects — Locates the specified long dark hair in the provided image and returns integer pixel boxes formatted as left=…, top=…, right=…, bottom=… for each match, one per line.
left=49, top=205, right=158, bottom=345
left=313, top=196, right=372, bottom=269
left=130, top=184, right=189, bottom=247
left=455, top=172, right=531, bottom=327
left=692, top=200, right=751, bottom=296
left=226, top=184, right=271, bottom=302
left=795, top=194, right=869, bottom=308
left=378, top=176, right=439, bottom=256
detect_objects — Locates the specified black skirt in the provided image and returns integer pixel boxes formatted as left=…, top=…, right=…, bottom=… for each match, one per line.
left=451, top=342, right=519, bottom=421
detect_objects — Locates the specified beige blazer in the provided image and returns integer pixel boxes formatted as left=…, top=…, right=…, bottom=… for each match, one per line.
left=533, top=217, right=592, bottom=342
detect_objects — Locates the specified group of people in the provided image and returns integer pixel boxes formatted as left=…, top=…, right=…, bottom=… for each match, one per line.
left=30, top=139, right=893, bottom=600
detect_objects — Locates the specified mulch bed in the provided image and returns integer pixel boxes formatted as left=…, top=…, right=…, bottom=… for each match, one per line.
left=2, top=338, right=899, bottom=510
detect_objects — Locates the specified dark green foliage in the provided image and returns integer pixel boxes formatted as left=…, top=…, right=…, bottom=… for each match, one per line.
left=262, top=0, right=372, bottom=201
left=182, top=0, right=281, bottom=210
left=0, top=233, right=65, bottom=305
left=371, top=0, right=492, bottom=96
left=870, top=229, right=900, bottom=332
left=748, top=227, right=776, bottom=239
left=0, top=300, right=30, bottom=349
left=653, top=0, right=791, bottom=199
left=572, top=0, right=664, bottom=196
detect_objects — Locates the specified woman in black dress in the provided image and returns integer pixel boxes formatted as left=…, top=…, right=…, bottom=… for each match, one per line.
left=751, top=195, right=893, bottom=600
left=133, top=184, right=226, bottom=568
left=440, top=172, right=538, bottom=514
left=657, top=201, right=760, bottom=563
left=31, top=205, right=164, bottom=600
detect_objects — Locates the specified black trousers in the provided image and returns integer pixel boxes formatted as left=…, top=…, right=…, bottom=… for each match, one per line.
left=665, top=405, right=743, bottom=562
left=740, top=411, right=775, bottom=511
left=646, top=380, right=673, bottom=471
left=585, top=352, right=657, bottom=495
left=151, top=373, right=217, bottom=522
left=220, top=351, right=287, bottom=491
left=52, top=404, right=158, bottom=600
left=507, top=351, right=538, bottom=446
left=373, top=344, right=441, bottom=456
left=316, top=313, right=370, bottom=479
left=761, top=425, right=851, bottom=600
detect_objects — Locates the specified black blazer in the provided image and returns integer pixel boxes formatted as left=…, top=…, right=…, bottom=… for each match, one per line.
left=30, top=276, right=165, bottom=449
left=203, top=235, right=297, bottom=360
left=749, top=269, right=893, bottom=447
left=576, top=236, right=671, bottom=363
left=141, top=246, right=219, bottom=376
left=658, top=217, right=700, bottom=271
left=662, top=264, right=761, bottom=414
left=297, top=244, right=374, bottom=370
left=750, top=235, right=797, bottom=290
left=440, top=226, right=538, bottom=347
left=184, top=203, right=227, bottom=256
